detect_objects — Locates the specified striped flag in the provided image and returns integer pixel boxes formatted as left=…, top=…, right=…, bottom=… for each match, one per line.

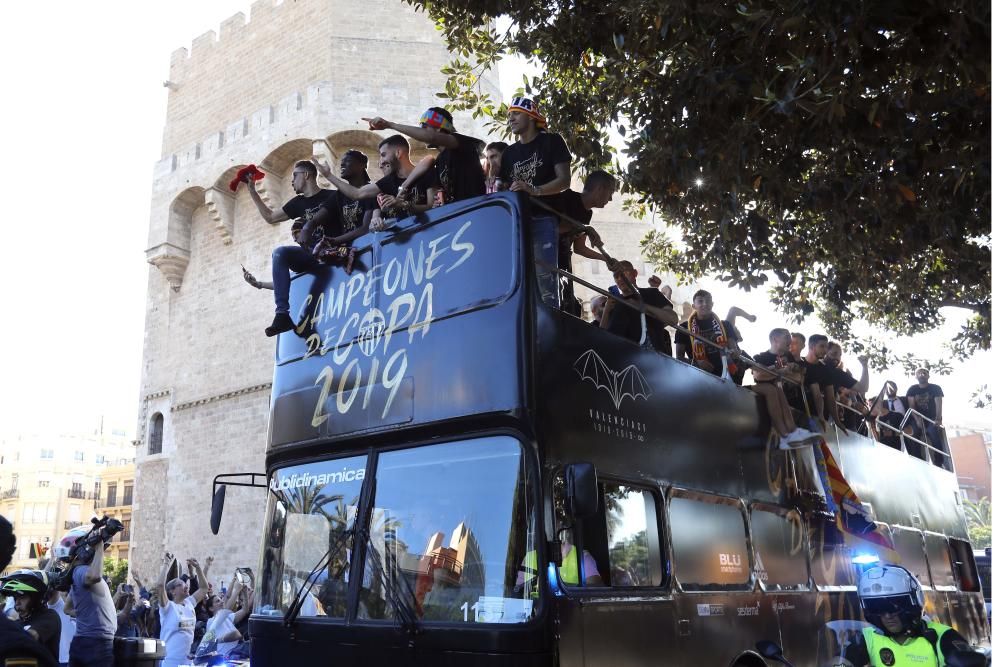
left=811, top=438, right=896, bottom=555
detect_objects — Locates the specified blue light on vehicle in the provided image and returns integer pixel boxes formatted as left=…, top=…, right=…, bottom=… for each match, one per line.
left=851, top=553, right=880, bottom=565
left=548, top=563, right=562, bottom=597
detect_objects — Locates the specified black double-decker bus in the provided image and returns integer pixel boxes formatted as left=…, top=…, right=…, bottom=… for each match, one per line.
left=211, top=192, right=988, bottom=666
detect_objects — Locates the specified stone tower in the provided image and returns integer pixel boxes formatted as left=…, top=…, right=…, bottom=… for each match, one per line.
left=131, top=0, right=501, bottom=578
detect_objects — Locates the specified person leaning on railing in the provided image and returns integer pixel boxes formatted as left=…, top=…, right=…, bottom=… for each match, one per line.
left=674, top=290, right=740, bottom=376
left=600, top=261, right=677, bottom=354
left=751, top=328, right=819, bottom=450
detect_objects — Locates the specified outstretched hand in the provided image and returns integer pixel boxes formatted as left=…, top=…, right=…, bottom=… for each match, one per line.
left=362, top=116, right=391, bottom=131
left=241, top=265, right=262, bottom=289
left=311, top=158, right=334, bottom=180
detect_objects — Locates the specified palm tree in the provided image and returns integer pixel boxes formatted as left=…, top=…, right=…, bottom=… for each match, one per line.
left=286, top=485, right=343, bottom=523
left=964, top=497, right=991, bottom=530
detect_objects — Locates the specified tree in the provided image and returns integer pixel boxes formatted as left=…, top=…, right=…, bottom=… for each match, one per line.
left=963, top=497, right=991, bottom=549
left=103, top=556, right=129, bottom=592
left=405, top=0, right=990, bottom=358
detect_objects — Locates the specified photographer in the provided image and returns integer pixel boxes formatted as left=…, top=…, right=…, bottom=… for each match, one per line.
left=0, top=514, right=58, bottom=667
left=157, top=553, right=212, bottom=667
left=52, top=520, right=120, bottom=667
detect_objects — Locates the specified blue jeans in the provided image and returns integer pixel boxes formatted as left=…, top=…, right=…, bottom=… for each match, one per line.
left=272, top=245, right=321, bottom=314
left=532, top=217, right=559, bottom=308
left=69, top=636, right=114, bottom=667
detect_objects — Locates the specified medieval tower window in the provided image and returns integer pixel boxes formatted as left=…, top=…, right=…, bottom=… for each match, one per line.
left=149, top=413, right=164, bottom=455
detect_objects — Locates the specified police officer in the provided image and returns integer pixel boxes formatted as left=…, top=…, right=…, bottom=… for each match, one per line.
left=843, top=564, right=985, bottom=666
left=0, top=571, right=61, bottom=663
left=0, top=514, right=57, bottom=667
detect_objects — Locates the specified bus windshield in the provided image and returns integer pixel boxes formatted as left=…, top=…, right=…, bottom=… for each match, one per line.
left=359, top=436, right=537, bottom=625
left=258, top=436, right=537, bottom=625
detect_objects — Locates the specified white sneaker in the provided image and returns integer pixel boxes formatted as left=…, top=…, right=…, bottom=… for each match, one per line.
left=778, top=433, right=813, bottom=450
left=788, top=428, right=819, bottom=444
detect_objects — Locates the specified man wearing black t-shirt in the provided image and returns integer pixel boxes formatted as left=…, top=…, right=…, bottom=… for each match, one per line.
left=601, top=261, right=677, bottom=354
left=559, top=171, right=619, bottom=314
left=329, top=150, right=377, bottom=233
left=822, top=341, right=870, bottom=431
left=675, top=290, right=740, bottom=376
left=247, top=160, right=354, bottom=336
left=801, top=334, right=834, bottom=429
left=318, top=135, right=437, bottom=228
left=906, top=367, right=945, bottom=458
left=499, top=96, right=572, bottom=212
left=364, top=108, right=486, bottom=205
left=751, top=328, right=817, bottom=448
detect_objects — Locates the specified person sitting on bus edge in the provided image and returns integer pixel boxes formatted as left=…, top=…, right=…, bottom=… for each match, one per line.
left=315, top=134, right=437, bottom=229
left=484, top=141, right=508, bottom=193
left=751, top=328, right=818, bottom=449
left=243, top=160, right=354, bottom=337
left=905, top=367, right=946, bottom=461
left=675, top=290, right=740, bottom=376
left=364, top=108, right=486, bottom=205
left=559, top=170, right=620, bottom=315
left=242, top=220, right=308, bottom=291
left=601, top=261, right=677, bottom=355
left=842, top=564, right=985, bottom=667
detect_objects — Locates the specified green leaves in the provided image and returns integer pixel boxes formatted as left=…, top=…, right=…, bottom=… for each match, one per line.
left=404, top=0, right=991, bottom=351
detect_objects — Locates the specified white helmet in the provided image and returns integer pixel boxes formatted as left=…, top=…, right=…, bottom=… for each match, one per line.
left=52, top=527, right=90, bottom=562
left=858, top=565, right=924, bottom=632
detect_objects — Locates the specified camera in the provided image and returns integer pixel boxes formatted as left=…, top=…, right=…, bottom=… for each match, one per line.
left=50, top=516, right=125, bottom=591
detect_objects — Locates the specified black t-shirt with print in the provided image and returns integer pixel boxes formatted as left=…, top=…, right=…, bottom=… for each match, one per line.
left=331, top=190, right=376, bottom=233
left=906, top=383, right=944, bottom=421
left=558, top=190, right=594, bottom=271
left=434, top=133, right=486, bottom=204
left=675, top=317, right=739, bottom=375
left=500, top=131, right=572, bottom=214
left=376, top=170, right=437, bottom=217
left=282, top=189, right=344, bottom=241
left=606, top=288, right=673, bottom=354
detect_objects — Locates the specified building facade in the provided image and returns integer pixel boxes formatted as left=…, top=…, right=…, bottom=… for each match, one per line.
left=132, top=0, right=654, bottom=581
left=947, top=427, right=992, bottom=502
left=0, top=428, right=135, bottom=574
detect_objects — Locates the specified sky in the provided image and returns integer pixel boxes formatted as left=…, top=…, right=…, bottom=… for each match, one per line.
left=0, top=2, right=992, bottom=439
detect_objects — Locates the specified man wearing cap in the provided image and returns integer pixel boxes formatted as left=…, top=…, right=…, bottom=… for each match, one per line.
left=364, top=108, right=486, bottom=204
left=498, top=96, right=572, bottom=212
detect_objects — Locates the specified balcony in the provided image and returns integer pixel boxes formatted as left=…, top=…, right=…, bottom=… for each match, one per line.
left=113, top=531, right=130, bottom=543
left=0, top=489, right=18, bottom=500
left=67, top=489, right=86, bottom=499
left=64, top=520, right=83, bottom=530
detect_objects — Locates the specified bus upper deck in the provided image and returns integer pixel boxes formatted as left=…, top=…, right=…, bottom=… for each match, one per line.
left=228, top=191, right=987, bottom=666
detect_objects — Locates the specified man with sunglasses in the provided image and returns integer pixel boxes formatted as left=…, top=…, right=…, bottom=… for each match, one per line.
left=843, top=564, right=984, bottom=666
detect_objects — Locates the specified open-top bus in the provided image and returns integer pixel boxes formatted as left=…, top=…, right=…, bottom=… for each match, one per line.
left=211, top=192, right=989, bottom=666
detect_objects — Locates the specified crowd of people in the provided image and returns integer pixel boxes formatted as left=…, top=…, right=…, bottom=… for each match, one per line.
left=0, top=518, right=253, bottom=666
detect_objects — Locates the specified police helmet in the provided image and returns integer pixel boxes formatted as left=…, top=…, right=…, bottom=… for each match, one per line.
left=0, top=569, right=49, bottom=600
left=858, top=565, right=924, bottom=633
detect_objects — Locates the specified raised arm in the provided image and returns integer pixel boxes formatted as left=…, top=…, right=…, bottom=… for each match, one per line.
left=83, top=539, right=106, bottom=592
left=232, top=588, right=254, bottom=627
left=312, top=159, right=380, bottom=201
left=225, top=578, right=242, bottom=612
left=852, top=356, right=870, bottom=395
left=246, top=177, right=289, bottom=224
left=363, top=117, right=461, bottom=150
left=190, top=558, right=211, bottom=604
left=156, top=552, right=174, bottom=609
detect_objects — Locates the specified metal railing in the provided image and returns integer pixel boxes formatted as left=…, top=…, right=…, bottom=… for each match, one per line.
left=64, top=520, right=83, bottom=530
left=1, top=488, right=18, bottom=500
left=67, top=489, right=86, bottom=499
left=529, top=194, right=950, bottom=471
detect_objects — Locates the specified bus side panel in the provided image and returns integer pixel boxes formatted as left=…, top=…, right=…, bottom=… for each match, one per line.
left=577, top=597, right=677, bottom=666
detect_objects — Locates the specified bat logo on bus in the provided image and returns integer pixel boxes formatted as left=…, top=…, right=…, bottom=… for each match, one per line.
left=573, top=349, right=652, bottom=409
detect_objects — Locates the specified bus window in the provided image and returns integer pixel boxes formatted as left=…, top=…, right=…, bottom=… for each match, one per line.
left=749, top=505, right=809, bottom=591
left=259, top=454, right=368, bottom=618
left=807, top=518, right=855, bottom=590
left=923, top=533, right=957, bottom=591
left=892, top=527, right=932, bottom=589
left=948, top=539, right=981, bottom=593
left=357, top=436, right=537, bottom=624
left=668, top=492, right=751, bottom=590
left=603, top=483, right=663, bottom=588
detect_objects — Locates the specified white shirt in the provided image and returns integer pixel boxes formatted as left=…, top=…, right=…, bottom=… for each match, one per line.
left=159, top=595, right=196, bottom=667
left=198, top=609, right=239, bottom=656
left=48, top=595, right=77, bottom=664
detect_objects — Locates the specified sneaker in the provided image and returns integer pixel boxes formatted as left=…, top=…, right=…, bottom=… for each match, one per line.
left=778, top=435, right=813, bottom=450
left=788, top=428, right=820, bottom=444
left=265, top=313, right=296, bottom=337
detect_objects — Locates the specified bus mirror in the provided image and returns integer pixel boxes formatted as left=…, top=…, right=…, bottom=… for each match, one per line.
left=210, top=485, right=227, bottom=535
left=565, top=463, right=598, bottom=518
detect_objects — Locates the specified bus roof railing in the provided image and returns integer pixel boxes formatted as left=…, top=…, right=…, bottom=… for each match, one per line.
left=524, top=193, right=954, bottom=469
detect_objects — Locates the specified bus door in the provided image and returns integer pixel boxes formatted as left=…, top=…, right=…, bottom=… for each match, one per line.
left=554, top=475, right=675, bottom=666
